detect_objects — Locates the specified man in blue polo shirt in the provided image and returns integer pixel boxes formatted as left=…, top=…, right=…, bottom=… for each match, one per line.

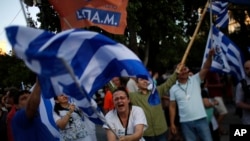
left=11, top=80, right=59, bottom=141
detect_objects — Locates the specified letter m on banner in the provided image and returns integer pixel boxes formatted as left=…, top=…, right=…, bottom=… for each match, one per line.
left=49, top=0, right=128, bottom=35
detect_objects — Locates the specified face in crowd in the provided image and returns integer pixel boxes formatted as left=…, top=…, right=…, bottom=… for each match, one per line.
left=136, top=78, right=149, bottom=90
left=55, top=94, right=69, bottom=104
left=244, top=60, right=250, bottom=77
left=177, top=66, right=190, bottom=80
left=17, top=92, right=30, bottom=109
left=112, top=77, right=121, bottom=87
left=13, top=90, right=31, bottom=110
left=112, top=89, right=130, bottom=113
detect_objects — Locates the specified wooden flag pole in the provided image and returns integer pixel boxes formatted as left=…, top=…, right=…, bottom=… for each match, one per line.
left=63, top=17, right=73, bottom=29
left=177, top=1, right=210, bottom=72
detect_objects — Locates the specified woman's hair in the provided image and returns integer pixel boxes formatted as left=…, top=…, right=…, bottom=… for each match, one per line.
left=53, top=96, right=67, bottom=116
left=113, top=87, right=129, bottom=98
left=53, top=96, right=81, bottom=117
left=112, top=87, right=132, bottom=108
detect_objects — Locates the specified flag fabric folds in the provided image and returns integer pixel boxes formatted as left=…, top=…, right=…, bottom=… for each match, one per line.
left=49, top=0, right=128, bottom=35
left=208, top=1, right=229, bottom=28
left=5, top=25, right=159, bottom=116
left=202, top=25, right=245, bottom=82
left=39, top=95, right=60, bottom=139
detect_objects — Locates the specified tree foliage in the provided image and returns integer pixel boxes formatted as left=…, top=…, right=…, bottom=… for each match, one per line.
left=0, top=54, right=36, bottom=92
left=130, top=0, right=187, bottom=71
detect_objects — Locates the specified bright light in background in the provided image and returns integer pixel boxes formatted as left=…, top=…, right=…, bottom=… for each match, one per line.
left=0, top=41, right=7, bottom=54
left=0, top=0, right=40, bottom=54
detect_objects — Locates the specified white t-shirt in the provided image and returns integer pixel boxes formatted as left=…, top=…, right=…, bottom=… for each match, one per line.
left=53, top=109, right=97, bottom=141
left=103, top=106, right=147, bottom=141
left=235, top=77, right=250, bottom=125
left=126, top=78, right=138, bottom=92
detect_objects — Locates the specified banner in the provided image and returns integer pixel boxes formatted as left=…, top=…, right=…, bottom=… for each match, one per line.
left=49, top=0, right=128, bottom=35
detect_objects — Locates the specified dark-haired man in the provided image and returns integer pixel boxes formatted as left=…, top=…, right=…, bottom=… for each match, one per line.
left=11, top=81, right=59, bottom=141
left=169, top=48, right=215, bottom=141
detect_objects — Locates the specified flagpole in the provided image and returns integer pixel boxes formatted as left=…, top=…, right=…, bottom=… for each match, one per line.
left=59, top=58, right=120, bottom=139
left=63, top=18, right=73, bottom=29
left=19, top=0, right=29, bottom=26
left=209, top=0, right=214, bottom=44
left=177, top=1, right=210, bottom=72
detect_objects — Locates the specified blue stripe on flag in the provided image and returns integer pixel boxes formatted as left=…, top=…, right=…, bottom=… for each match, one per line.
left=39, top=95, right=60, bottom=139
left=207, top=1, right=229, bottom=28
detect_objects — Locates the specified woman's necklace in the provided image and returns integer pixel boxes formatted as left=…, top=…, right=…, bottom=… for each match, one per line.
left=117, top=108, right=131, bottom=135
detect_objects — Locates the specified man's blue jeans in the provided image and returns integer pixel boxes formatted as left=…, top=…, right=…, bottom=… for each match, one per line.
left=181, top=117, right=212, bottom=141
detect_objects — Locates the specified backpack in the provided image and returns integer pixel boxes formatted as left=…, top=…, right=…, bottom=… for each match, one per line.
left=235, top=79, right=250, bottom=118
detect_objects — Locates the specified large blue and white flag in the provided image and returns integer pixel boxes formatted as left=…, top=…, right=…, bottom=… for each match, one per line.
left=5, top=25, right=159, bottom=104
left=202, top=25, right=245, bottom=82
left=208, top=0, right=229, bottom=28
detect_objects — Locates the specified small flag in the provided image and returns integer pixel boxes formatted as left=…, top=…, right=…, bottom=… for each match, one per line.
left=202, top=25, right=245, bottom=82
left=208, top=1, right=229, bottom=28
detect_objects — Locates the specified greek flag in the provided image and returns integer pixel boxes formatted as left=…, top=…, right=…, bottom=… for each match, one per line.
left=208, top=0, right=229, bottom=28
left=202, top=25, right=245, bottom=82
left=5, top=25, right=159, bottom=120
left=39, top=95, right=60, bottom=139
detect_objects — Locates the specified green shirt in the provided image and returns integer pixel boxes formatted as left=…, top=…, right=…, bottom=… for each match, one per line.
left=129, top=73, right=177, bottom=136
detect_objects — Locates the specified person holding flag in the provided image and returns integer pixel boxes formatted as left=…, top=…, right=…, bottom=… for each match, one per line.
left=169, top=48, right=215, bottom=141
left=11, top=79, right=59, bottom=141
left=129, top=68, right=179, bottom=141
left=4, top=25, right=178, bottom=141
left=103, top=87, right=148, bottom=141
left=53, top=94, right=97, bottom=141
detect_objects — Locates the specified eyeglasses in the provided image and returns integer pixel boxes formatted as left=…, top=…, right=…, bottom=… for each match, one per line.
left=113, top=96, right=127, bottom=101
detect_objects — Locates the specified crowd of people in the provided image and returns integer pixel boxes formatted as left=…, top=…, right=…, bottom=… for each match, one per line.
left=1, top=49, right=250, bottom=141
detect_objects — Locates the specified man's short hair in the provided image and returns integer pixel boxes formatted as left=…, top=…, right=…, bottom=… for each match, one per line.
left=7, top=87, right=19, bottom=98
left=13, top=90, right=30, bottom=105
